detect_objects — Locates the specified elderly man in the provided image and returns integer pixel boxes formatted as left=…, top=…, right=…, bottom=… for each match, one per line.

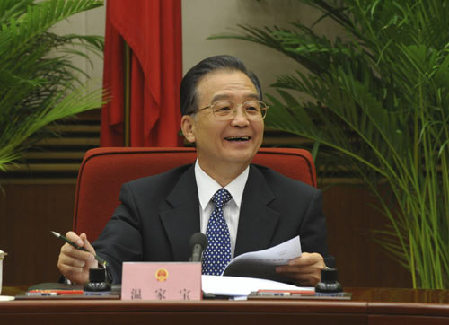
left=57, top=55, right=330, bottom=285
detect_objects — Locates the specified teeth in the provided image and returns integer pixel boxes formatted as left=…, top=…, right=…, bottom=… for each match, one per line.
left=225, top=136, right=250, bottom=141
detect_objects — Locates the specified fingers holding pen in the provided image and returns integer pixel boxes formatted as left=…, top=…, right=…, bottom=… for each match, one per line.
left=78, top=232, right=96, bottom=255
left=60, top=242, right=94, bottom=265
left=61, top=232, right=95, bottom=260
left=65, top=232, right=95, bottom=254
left=65, top=231, right=84, bottom=247
left=56, top=231, right=97, bottom=284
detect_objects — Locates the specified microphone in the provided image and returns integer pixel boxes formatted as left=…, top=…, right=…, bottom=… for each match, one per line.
left=189, top=233, right=207, bottom=262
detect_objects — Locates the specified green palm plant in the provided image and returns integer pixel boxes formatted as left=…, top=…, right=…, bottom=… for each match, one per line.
left=0, top=0, right=104, bottom=172
left=211, top=0, right=449, bottom=289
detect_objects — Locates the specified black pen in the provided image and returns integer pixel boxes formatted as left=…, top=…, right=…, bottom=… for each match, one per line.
left=50, top=231, right=108, bottom=267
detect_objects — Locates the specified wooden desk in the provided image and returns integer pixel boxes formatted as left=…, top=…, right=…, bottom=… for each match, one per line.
left=1, top=287, right=449, bottom=325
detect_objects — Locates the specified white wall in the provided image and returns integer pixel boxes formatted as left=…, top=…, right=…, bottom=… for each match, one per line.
left=182, top=0, right=320, bottom=95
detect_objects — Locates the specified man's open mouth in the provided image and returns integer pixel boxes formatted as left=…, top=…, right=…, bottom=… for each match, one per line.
left=224, top=136, right=251, bottom=142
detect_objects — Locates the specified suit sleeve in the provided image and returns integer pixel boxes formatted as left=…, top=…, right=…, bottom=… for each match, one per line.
left=93, top=183, right=144, bottom=283
left=299, top=189, right=335, bottom=267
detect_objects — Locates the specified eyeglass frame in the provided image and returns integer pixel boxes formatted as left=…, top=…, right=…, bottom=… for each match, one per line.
left=193, top=100, right=269, bottom=120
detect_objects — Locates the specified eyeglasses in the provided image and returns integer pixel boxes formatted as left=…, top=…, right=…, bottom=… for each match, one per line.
left=197, top=100, right=269, bottom=120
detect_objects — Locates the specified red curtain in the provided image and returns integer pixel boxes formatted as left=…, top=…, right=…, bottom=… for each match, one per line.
left=101, top=0, right=183, bottom=146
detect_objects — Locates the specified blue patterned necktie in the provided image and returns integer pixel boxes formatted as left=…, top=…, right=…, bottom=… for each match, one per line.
left=202, top=188, right=233, bottom=275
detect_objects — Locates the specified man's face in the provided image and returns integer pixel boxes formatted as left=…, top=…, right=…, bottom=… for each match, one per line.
left=181, top=70, right=264, bottom=175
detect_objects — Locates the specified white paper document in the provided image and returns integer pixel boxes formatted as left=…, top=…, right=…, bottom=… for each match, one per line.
left=202, top=275, right=313, bottom=297
left=223, top=235, right=302, bottom=283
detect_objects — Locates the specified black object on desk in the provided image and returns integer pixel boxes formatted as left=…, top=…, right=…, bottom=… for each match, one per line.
left=315, top=267, right=343, bottom=293
left=84, top=268, right=111, bottom=293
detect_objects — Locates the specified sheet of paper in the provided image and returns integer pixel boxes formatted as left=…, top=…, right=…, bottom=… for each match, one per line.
left=202, top=275, right=313, bottom=297
left=223, top=236, right=302, bottom=283
left=233, top=235, right=301, bottom=261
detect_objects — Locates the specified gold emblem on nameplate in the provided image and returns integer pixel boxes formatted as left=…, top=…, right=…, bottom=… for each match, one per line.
left=155, top=268, right=169, bottom=282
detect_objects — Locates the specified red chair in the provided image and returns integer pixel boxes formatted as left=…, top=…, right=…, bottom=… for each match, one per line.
left=73, top=147, right=317, bottom=240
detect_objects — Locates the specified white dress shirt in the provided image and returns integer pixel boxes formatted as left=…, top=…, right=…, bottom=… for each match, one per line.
left=194, top=160, right=249, bottom=257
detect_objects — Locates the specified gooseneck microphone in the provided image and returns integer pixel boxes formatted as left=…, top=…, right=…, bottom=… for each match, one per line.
left=189, top=233, right=207, bottom=262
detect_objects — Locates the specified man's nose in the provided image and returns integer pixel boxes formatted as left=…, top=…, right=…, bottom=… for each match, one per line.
left=231, top=108, right=250, bottom=126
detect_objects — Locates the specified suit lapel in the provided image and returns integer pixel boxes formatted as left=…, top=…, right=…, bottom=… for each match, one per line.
left=159, top=165, right=200, bottom=260
left=234, top=165, right=280, bottom=256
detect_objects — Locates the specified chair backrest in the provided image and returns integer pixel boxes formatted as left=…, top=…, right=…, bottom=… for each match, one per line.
left=73, top=147, right=316, bottom=240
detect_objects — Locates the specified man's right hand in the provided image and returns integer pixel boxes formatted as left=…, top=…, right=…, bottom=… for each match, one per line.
left=56, top=232, right=98, bottom=284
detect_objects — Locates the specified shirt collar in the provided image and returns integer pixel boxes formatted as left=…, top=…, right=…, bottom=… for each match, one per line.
left=195, top=160, right=249, bottom=209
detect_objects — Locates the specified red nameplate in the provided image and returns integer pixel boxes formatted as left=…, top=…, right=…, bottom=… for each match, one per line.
left=121, top=262, right=202, bottom=301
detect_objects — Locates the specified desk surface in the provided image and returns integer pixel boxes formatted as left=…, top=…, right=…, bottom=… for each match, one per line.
left=1, top=287, right=449, bottom=325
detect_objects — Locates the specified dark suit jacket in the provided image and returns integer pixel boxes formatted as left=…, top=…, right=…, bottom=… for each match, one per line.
left=93, top=163, right=330, bottom=284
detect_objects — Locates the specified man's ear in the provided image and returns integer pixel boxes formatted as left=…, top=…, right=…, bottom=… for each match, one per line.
left=180, top=115, right=196, bottom=143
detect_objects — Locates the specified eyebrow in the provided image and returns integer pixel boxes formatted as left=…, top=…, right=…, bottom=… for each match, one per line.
left=211, top=92, right=260, bottom=102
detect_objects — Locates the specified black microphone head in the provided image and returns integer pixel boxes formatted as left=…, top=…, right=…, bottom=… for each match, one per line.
left=189, top=232, right=207, bottom=250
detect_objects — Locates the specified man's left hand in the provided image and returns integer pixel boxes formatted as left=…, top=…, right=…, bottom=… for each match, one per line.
left=275, top=252, right=325, bottom=286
